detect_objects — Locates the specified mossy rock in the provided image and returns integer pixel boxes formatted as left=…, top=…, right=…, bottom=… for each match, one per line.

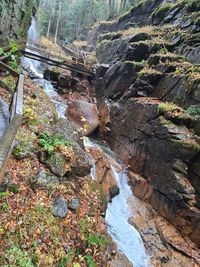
left=30, top=168, right=60, bottom=190
left=46, top=153, right=70, bottom=177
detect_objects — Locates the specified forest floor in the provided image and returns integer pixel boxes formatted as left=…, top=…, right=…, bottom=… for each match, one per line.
left=0, top=77, right=114, bottom=267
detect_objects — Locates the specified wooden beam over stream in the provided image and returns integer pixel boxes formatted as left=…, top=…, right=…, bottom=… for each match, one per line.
left=21, top=49, right=95, bottom=79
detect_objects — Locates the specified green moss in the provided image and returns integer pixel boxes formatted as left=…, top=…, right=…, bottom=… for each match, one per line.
left=158, top=102, right=181, bottom=113
left=118, top=0, right=152, bottom=22
left=158, top=102, right=191, bottom=121
left=186, top=105, right=200, bottom=117
left=186, top=0, right=200, bottom=12
left=125, top=60, right=147, bottom=67
left=152, top=3, right=175, bottom=19
left=100, top=32, right=122, bottom=41
left=8, top=184, right=20, bottom=194
left=96, top=39, right=111, bottom=59
left=2, top=246, right=34, bottom=267
left=13, top=129, right=37, bottom=159
left=172, top=138, right=200, bottom=151
left=138, top=67, right=162, bottom=76
left=1, top=75, right=16, bottom=92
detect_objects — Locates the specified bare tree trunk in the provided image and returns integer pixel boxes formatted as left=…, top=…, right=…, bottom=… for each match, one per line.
left=120, top=0, right=127, bottom=11
left=46, top=17, right=52, bottom=37
left=108, top=0, right=112, bottom=16
left=123, top=0, right=127, bottom=9
left=54, top=0, right=62, bottom=44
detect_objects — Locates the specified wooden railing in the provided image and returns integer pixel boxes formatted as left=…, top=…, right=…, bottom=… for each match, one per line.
left=0, top=61, right=24, bottom=180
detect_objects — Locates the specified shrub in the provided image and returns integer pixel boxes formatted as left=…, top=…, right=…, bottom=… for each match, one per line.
left=38, top=131, right=72, bottom=155
left=2, top=246, right=34, bottom=267
left=186, top=105, right=200, bottom=117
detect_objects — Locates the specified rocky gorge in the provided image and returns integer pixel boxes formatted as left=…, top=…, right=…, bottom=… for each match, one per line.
left=85, top=0, right=200, bottom=265
left=1, top=0, right=200, bottom=266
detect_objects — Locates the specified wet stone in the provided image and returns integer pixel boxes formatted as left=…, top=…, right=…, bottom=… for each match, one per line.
left=68, top=197, right=80, bottom=211
left=109, top=185, right=120, bottom=201
left=31, top=168, right=60, bottom=189
left=52, top=196, right=68, bottom=218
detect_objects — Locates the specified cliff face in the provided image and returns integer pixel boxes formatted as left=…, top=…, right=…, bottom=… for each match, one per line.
left=0, top=0, right=39, bottom=45
left=94, top=0, right=200, bottom=247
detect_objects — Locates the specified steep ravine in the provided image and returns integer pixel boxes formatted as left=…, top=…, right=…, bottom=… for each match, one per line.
left=23, top=17, right=150, bottom=267
left=24, top=9, right=200, bottom=266
left=90, top=0, right=200, bottom=253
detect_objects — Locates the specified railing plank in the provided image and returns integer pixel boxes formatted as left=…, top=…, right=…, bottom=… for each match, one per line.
left=16, top=74, right=24, bottom=115
left=0, top=61, right=19, bottom=78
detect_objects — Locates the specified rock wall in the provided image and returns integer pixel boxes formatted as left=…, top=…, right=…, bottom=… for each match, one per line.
left=94, top=0, right=200, bottom=247
left=0, top=0, right=39, bottom=46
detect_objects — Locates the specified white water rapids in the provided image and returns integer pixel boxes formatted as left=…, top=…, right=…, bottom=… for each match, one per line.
left=84, top=138, right=150, bottom=267
left=24, top=17, right=150, bottom=267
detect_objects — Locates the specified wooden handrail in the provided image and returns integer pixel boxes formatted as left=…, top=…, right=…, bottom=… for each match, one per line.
left=0, top=60, right=19, bottom=78
left=0, top=58, right=24, bottom=181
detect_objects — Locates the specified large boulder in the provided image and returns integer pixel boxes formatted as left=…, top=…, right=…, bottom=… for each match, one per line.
left=38, top=118, right=92, bottom=177
left=67, top=100, right=99, bottom=136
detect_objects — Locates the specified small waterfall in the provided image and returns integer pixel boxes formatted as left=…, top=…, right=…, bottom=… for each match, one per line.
left=23, top=17, right=67, bottom=118
left=106, top=168, right=149, bottom=267
left=84, top=138, right=150, bottom=267
left=22, top=17, right=43, bottom=78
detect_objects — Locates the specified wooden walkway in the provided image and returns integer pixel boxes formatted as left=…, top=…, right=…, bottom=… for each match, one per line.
left=21, top=46, right=95, bottom=79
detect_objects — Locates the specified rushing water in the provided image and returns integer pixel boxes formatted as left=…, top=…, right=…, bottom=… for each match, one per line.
left=22, top=17, right=66, bottom=118
left=22, top=17, right=43, bottom=78
left=84, top=138, right=149, bottom=267
left=24, top=17, right=149, bottom=267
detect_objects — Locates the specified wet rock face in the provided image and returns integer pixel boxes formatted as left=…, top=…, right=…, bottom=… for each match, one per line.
left=85, top=143, right=121, bottom=201
left=0, top=0, right=39, bottom=45
left=103, top=97, right=200, bottom=246
left=128, top=190, right=200, bottom=266
left=94, top=0, right=200, bottom=248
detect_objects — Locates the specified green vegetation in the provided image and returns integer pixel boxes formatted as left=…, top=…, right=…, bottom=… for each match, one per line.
left=2, top=246, right=34, bottom=267
left=186, top=0, right=200, bottom=12
left=81, top=218, right=108, bottom=248
left=96, top=39, right=111, bottom=58
left=39, top=0, right=132, bottom=42
left=38, top=131, right=72, bottom=155
left=138, top=66, right=162, bottom=76
left=186, top=105, right=200, bottom=117
left=8, top=184, right=20, bottom=194
left=0, top=40, right=20, bottom=70
left=118, top=0, right=152, bottom=22
left=158, top=102, right=182, bottom=114
left=0, top=75, right=17, bottom=92
left=152, top=3, right=175, bottom=19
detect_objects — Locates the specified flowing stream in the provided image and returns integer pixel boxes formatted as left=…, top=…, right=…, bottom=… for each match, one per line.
left=24, top=17, right=150, bottom=267
left=84, top=138, right=149, bottom=267
left=22, top=17, right=66, bottom=119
